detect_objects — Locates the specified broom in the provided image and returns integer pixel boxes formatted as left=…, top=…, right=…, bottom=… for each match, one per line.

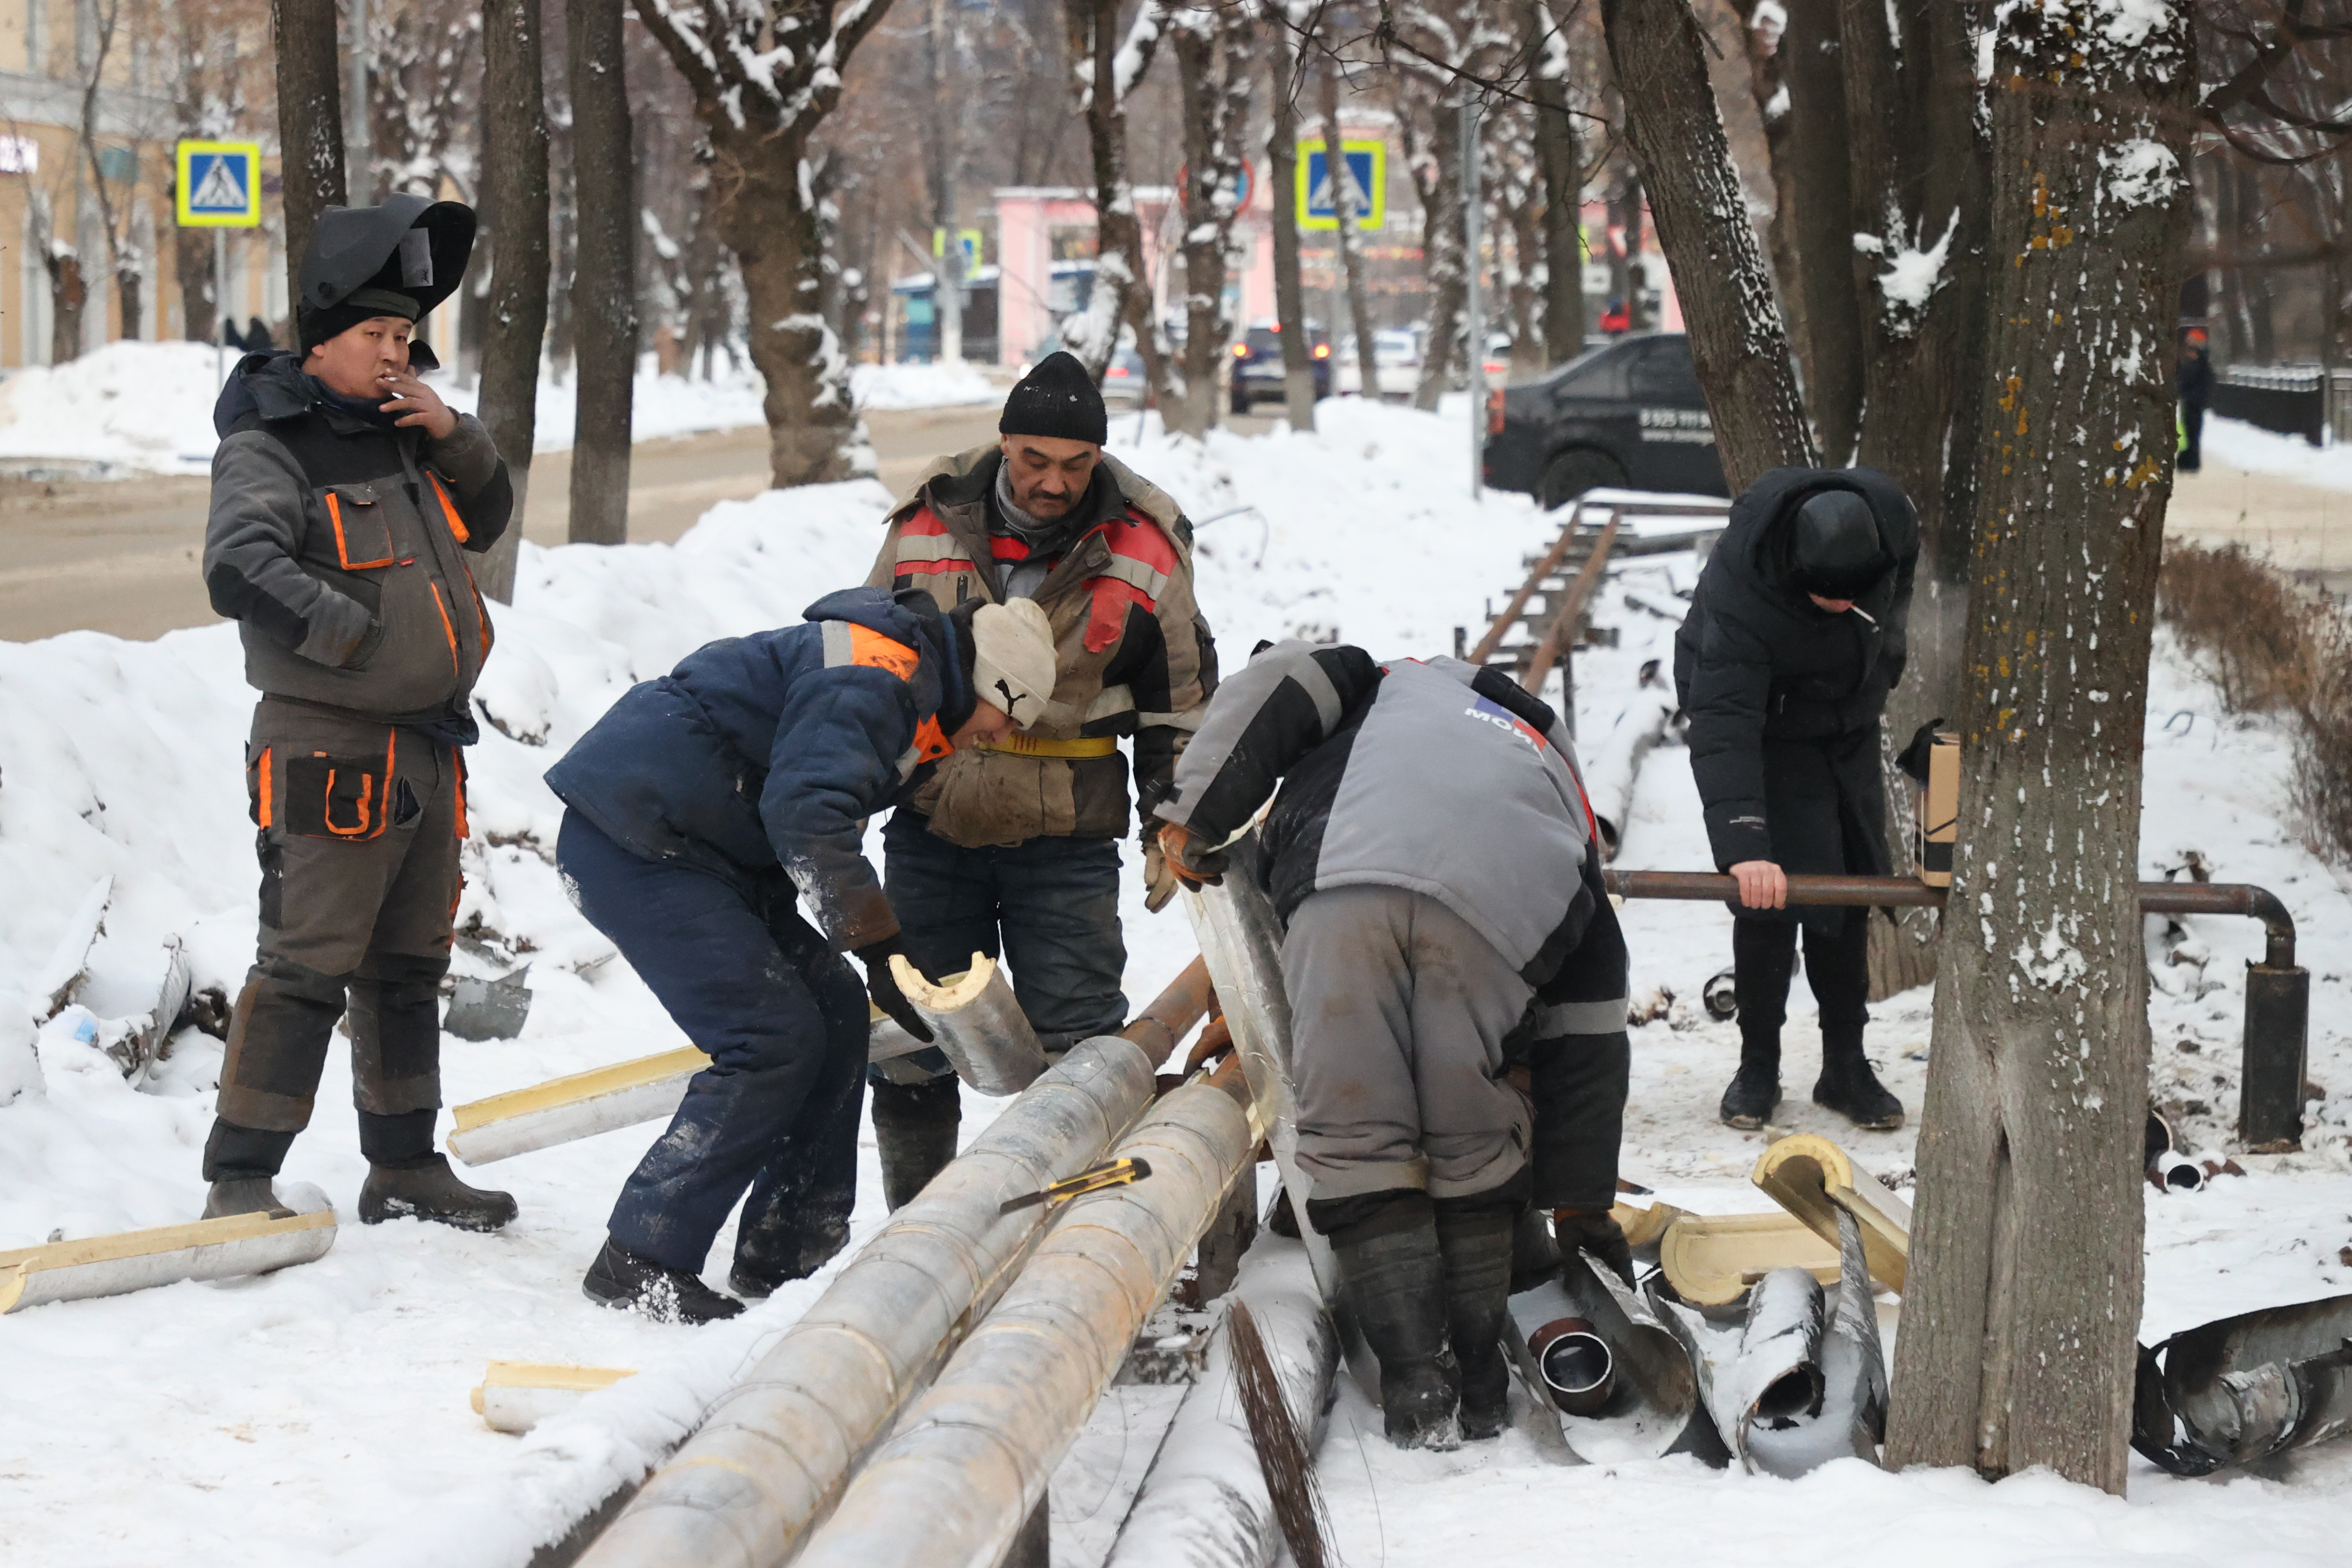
left=1225, top=1299, right=1336, bottom=1568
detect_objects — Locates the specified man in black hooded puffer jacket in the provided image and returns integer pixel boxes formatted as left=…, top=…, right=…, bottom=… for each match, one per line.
left=1673, top=466, right=1918, bottom=1132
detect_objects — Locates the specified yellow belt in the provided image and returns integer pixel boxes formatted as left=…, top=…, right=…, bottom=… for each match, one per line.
left=975, top=735, right=1118, bottom=759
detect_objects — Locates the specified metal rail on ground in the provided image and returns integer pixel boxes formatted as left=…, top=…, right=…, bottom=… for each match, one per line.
left=1602, top=870, right=2311, bottom=1148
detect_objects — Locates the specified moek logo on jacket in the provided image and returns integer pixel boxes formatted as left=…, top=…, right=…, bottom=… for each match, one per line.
left=1464, top=695, right=1548, bottom=753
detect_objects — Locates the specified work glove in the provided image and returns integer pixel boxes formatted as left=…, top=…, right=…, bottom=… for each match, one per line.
left=853, top=936, right=935, bottom=1044
left=1143, top=838, right=1183, bottom=914
left=1154, top=821, right=1228, bottom=891
left=1552, top=1207, right=1636, bottom=1289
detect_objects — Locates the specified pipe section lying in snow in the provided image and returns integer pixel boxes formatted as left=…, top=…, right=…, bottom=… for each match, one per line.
left=445, top=1012, right=926, bottom=1167
left=891, top=952, right=1051, bottom=1096
left=1750, top=1133, right=1912, bottom=1294
left=1100, top=1233, right=1338, bottom=1568
left=2133, top=1290, right=2352, bottom=1475
left=0, top=1182, right=335, bottom=1313
left=1652, top=1208, right=1887, bottom=1477
left=571, top=959, right=1213, bottom=1568
left=1582, top=678, right=1678, bottom=859
left=789, top=1059, right=1262, bottom=1568
left=1507, top=1252, right=1717, bottom=1461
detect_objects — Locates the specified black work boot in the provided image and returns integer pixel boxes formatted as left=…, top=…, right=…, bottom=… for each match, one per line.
left=583, top=1238, right=745, bottom=1324
left=1330, top=1198, right=1460, bottom=1451
left=1435, top=1203, right=1516, bottom=1440
left=1719, top=1029, right=1782, bottom=1130
left=1813, top=1028, right=1904, bottom=1130
left=201, top=1119, right=298, bottom=1217
left=359, top=1155, right=519, bottom=1231
left=871, top=1075, right=962, bottom=1210
left=1508, top=1203, right=1562, bottom=1294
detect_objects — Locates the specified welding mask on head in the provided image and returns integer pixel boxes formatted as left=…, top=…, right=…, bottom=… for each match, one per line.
left=295, top=194, right=474, bottom=370
left=1789, top=489, right=1888, bottom=601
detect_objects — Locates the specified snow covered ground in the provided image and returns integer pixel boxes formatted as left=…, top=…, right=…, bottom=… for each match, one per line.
left=0, top=342, right=999, bottom=478
left=2204, top=413, right=2352, bottom=494
left=1, top=400, right=2350, bottom=1563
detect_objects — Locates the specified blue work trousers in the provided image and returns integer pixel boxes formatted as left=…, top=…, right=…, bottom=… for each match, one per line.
left=556, top=809, right=869, bottom=1276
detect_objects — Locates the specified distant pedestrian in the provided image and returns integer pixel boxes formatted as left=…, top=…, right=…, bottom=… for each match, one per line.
left=1674, top=468, right=1919, bottom=1132
left=2178, top=328, right=2212, bottom=474
left=245, top=315, right=276, bottom=353
left=220, top=316, right=246, bottom=351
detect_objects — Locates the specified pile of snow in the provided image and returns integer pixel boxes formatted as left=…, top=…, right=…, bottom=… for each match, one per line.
left=1, top=398, right=2350, bottom=1564
left=0, top=343, right=1001, bottom=477
left=2204, top=413, right=2352, bottom=493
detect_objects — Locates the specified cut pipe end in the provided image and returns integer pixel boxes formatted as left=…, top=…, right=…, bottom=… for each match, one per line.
left=890, top=952, right=994, bottom=1012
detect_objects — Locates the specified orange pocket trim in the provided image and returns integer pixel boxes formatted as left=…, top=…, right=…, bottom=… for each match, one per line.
left=430, top=583, right=462, bottom=679
left=451, top=746, right=469, bottom=840
left=322, top=768, right=375, bottom=836
left=256, top=745, right=274, bottom=828
left=911, top=715, right=952, bottom=764
left=428, top=472, right=470, bottom=545
left=326, top=492, right=395, bottom=571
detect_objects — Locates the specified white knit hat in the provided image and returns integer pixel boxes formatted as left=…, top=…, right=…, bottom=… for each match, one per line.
left=969, top=598, right=1058, bottom=729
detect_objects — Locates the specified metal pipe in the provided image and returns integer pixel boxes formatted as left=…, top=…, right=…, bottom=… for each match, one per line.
left=1099, top=1234, right=1339, bottom=1568
left=1528, top=1317, right=1616, bottom=1416
left=1119, top=954, right=1215, bottom=1070
left=0, top=1182, right=335, bottom=1313
left=1606, top=868, right=2310, bottom=1145
left=789, top=1059, right=1262, bottom=1568
left=573, top=1033, right=1162, bottom=1568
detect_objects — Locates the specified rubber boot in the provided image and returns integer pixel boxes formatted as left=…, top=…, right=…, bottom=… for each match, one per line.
left=1329, top=1198, right=1460, bottom=1451
left=1507, top=1203, right=1561, bottom=1294
left=201, top=1119, right=297, bottom=1217
left=871, top=1075, right=962, bottom=1210
left=359, top=1155, right=519, bottom=1231
left=583, top=1237, right=745, bottom=1324
left=1435, top=1203, right=1516, bottom=1440
left=1719, top=1028, right=1782, bottom=1130
left=1813, top=1026, right=1904, bottom=1130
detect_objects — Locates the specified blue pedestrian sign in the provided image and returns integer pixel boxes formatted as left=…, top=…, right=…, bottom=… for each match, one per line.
left=1298, top=139, right=1387, bottom=233
left=176, top=140, right=263, bottom=228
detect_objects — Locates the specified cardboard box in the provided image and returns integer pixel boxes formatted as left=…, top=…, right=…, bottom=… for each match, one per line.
left=1913, top=730, right=1958, bottom=887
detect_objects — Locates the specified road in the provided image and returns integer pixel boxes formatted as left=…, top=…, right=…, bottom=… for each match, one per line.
left=0, top=402, right=1006, bottom=644
left=0, top=408, right=2337, bottom=643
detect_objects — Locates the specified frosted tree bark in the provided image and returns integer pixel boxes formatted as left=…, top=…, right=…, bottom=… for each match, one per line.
left=1779, top=0, right=1859, bottom=465
left=1062, top=0, right=1177, bottom=405
left=1726, top=0, right=1803, bottom=388
left=1407, top=93, right=1467, bottom=412
left=1524, top=0, right=1583, bottom=367
left=475, top=0, right=551, bottom=601
left=1602, top=0, right=1813, bottom=484
left=273, top=0, right=347, bottom=314
left=1171, top=4, right=1253, bottom=438
left=636, top=0, right=894, bottom=489
left=1264, top=14, right=1316, bottom=430
left=1841, top=0, right=1989, bottom=1000
left=567, top=0, right=635, bottom=545
left=1883, top=0, right=2195, bottom=1495
left=1317, top=57, right=1380, bottom=399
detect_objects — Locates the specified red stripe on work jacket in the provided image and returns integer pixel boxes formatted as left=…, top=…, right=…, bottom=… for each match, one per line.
left=894, top=506, right=1179, bottom=654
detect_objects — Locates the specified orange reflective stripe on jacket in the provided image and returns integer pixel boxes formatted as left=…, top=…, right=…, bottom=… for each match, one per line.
left=256, top=746, right=274, bottom=828
left=452, top=746, right=469, bottom=839
left=426, top=472, right=470, bottom=545
left=819, top=619, right=921, bottom=680
left=430, top=583, right=461, bottom=678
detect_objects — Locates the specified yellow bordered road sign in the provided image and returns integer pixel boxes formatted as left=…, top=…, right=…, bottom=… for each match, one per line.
left=1298, top=138, right=1387, bottom=233
left=177, top=140, right=263, bottom=228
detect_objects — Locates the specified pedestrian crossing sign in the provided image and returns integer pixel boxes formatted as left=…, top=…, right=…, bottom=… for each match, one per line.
left=1298, top=139, right=1386, bottom=233
left=176, top=140, right=262, bottom=227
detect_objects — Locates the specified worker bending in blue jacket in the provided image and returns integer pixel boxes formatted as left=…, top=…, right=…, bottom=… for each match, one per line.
left=545, top=586, right=1058, bottom=1322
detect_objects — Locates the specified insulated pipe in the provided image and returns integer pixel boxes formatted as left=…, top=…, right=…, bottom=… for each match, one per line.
left=571, top=962, right=1214, bottom=1568
left=789, top=1059, right=1261, bottom=1568
left=1098, top=1234, right=1339, bottom=1568
left=892, top=953, right=1052, bottom=1096
left=0, top=1182, right=335, bottom=1313
left=1582, top=683, right=1677, bottom=858
left=1607, top=869, right=2311, bottom=1147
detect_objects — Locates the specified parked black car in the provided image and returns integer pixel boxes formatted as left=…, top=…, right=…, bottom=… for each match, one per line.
left=1482, top=333, right=1727, bottom=508
left=1231, top=324, right=1332, bottom=413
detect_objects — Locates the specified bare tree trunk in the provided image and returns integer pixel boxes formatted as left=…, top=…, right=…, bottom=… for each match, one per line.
left=566, top=0, right=634, bottom=545
left=1061, top=0, right=1176, bottom=406
left=1602, top=0, right=1812, bottom=485
left=1319, top=59, right=1380, bottom=401
left=1883, top=2, right=2194, bottom=1494
left=476, top=0, right=551, bottom=601
left=1841, top=0, right=1989, bottom=1002
left=46, top=249, right=86, bottom=365
left=1527, top=0, right=1583, bottom=367
left=1411, top=94, right=1467, bottom=411
left=273, top=0, right=347, bottom=315
left=1726, top=0, right=1803, bottom=380
left=1780, top=0, right=1859, bottom=463
left=1265, top=15, right=1315, bottom=430
left=1618, top=166, right=1650, bottom=332
left=178, top=225, right=216, bottom=344
left=1171, top=7, right=1252, bottom=438
left=922, top=0, right=964, bottom=366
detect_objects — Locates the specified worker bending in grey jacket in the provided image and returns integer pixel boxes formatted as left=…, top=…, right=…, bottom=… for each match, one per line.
left=1155, top=644, right=1630, bottom=1450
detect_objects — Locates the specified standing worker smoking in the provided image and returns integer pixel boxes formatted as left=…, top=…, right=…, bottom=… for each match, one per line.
left=861, top=352, right=1216, bottom=1208
left=1674, top=468, right=1920, bottom=1131
left=197, top=195, right=518, bottom=1230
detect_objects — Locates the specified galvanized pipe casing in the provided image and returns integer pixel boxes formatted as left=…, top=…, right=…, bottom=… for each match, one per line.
left=2240, top=962, right=2311, bottom=1148
left=789, top=1069, right=1260, bottom=1568
left=0, top=1181, right=335, bottom=1313
left=893, top=952, right=1053, bottom=1096
left=574, top=1035, right=1159, bottom=1568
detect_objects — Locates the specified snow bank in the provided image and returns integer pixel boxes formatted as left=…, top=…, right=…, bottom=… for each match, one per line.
left=0, top=344, right=1001, bottom=477
left=3, top=398, right=2351, bottom=1564
left=2203, top=414, right=2352, bottom=494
